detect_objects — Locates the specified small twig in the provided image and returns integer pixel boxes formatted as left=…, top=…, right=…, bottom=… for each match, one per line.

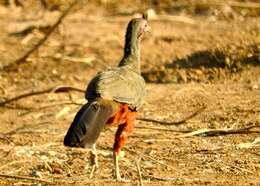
left=2, top=0, right=79, bottom=71
left=221, top=162, right=253, bottom=174
left=89, top=165, right=96, bottom=179
left=135, top=159, right=143, bottom=186
left=17, top=101, right=84, bottom=113
left=178, top=125, right=260, bottom=137
left=237, top=137, right=260, bottom=149
left=135, top=126, right=191, bottom=133
left=143, top=139, right=178, bottom=143
left=1, top=104, right=32, bottom=111
left=3, top=100, right=84, bottom=115
left=144, top=175, right=176, bottom=181
left=0, top=161, right=31, bottom=171
left=35, top=155, right=53, bottom=173
left=0, top=135, right=15, bottom=144
left=142, top=125, right=260, bottom=142
left=0, top=173, right=53, bottom=184
left=0, top=85, right=85, bottom=106
left=137, top=106, right=206, bottom=125
left=51, top=85, right=85, bottom=93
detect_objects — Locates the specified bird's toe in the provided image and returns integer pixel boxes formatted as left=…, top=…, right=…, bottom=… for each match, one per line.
left=115, top=176, right=130, bottom=183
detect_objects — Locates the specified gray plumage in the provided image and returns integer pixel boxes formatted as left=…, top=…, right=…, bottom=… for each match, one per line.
left=86, top=66, right=146, bottom=110
left=86, top=18, right=147, bottom=111
left=64, top=17, right=148, bottom=149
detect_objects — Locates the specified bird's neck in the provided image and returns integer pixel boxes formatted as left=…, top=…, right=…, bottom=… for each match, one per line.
left=119, top=33, right=141, bottom=73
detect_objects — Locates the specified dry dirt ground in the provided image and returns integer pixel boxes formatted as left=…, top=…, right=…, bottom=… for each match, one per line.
left=0, top=1, right=260, bottom=185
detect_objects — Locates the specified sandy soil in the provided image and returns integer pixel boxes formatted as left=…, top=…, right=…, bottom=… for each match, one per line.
left=0, top=1, right=259, bottom=185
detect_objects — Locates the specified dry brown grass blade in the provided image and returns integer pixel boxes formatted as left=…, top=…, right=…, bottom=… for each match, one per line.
left=135, top=159, right=143, bottom=186
left=237, top=137, right=260, bottom=149
left=0, top=173, right=53, bottom=184
left=1, top=0, right=79, bottom=71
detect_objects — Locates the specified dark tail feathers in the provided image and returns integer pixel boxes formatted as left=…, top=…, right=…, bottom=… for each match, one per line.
left=64, top=99, right=115, bottom=148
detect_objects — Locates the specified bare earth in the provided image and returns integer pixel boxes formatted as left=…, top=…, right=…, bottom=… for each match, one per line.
left=0, top=1, right=259, bottom=185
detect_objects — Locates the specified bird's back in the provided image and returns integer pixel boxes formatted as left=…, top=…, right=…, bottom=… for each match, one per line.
left=86, top=66, right=146, bottom=110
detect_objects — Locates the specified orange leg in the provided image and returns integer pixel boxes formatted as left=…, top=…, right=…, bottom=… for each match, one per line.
left=113, top=114, right=135, bottom=154
left=113, top=111, right=136, bottom=180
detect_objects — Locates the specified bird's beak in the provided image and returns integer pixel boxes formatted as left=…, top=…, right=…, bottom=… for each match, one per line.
left=144, top=24, right=151, bottom=33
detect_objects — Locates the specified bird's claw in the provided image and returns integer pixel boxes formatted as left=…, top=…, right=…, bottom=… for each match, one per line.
left=115, top=176, right=130, bottom=182
left=115, top=169, right=130, bottom=182
left=89, top=144, right=98, bottom=179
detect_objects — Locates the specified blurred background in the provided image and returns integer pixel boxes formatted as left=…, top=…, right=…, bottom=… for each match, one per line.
left=0, top=0, right=259, bottom=185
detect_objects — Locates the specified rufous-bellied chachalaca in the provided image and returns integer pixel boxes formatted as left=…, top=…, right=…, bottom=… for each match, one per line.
left=64, top=16, right=150, bottom=181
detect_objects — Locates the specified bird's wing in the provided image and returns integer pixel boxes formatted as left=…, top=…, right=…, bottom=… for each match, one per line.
left=86, top=68, right=146, bottom=110
left=64, top=99, right=118, bottom=148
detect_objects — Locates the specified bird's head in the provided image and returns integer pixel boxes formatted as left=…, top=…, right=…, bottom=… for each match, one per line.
left=125, top=17, right=151, bottom=41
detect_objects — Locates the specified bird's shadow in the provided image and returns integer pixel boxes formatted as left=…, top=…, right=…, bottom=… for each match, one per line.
left=166, top=44, right=260, bottom=69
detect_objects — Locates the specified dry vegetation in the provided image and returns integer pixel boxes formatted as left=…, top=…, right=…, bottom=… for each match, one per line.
left=0, top=0, right=259, bottom=185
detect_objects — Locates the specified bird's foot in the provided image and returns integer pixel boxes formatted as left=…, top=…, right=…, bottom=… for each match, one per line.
left=90, top=145, right=99, bottom=168
left=114, top=175, right=130, bottom=182
left=89, top=145, right=98, bottom=179
left=114, top=166, right=130, bottom=182
left=89, top=164, right=98, bottom=179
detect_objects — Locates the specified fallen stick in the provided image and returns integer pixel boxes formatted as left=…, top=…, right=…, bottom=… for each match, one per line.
left=0, top=85, right=85, bottom=106
left=138, top=125, right=260, bottom=136
left=143, top=175, right=176, bottom=181
left=142, top=125, right=260, bottom=142
left=137, top=106, right=206, bottom=125
left=1, top=0, right=79, bottom=71
left=0, top=173, right=53, bottom=184
left=24, top=101, right=84, bottom=111
left=135, top=126, right=191, bottom=133
left=178, top=125, right=260, bottom=137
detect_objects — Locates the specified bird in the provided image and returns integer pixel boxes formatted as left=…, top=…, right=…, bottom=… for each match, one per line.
left=63, top=16, right=150, bottom=181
